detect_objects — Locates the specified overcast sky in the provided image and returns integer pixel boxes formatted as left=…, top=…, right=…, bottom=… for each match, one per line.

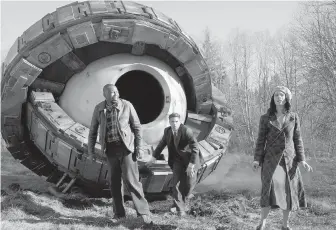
left=1, top=0, right=301, bottom=61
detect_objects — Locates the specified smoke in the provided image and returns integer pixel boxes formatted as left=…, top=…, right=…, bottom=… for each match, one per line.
left=195, top=153, right=261, bottom=195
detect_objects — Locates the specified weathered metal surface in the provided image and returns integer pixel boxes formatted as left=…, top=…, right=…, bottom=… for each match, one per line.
left=1, top=0, right=233, bottom=196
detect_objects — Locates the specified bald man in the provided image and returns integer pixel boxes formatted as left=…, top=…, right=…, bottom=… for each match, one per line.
left=88, top=84, right=152, bottom=224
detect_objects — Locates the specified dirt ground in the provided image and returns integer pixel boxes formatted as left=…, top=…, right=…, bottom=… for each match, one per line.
left=1, top=147, right=336, bottom=230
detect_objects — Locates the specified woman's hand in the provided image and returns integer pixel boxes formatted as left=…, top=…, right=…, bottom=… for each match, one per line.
left=252, top=161, right=260, bottom=171
left=300, top=161, right=313, bottom=172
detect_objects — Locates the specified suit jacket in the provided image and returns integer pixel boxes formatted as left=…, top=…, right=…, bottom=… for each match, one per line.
left=87, top=99, right=142, bottom=156
left=152, top=124, right=201, bottom=169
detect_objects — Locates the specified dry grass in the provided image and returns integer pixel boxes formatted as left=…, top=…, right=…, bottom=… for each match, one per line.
left=1, top=149, right=336, bottom=230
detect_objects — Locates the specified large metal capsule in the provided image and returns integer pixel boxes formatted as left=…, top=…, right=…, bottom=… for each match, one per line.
left=1, top=1, right=234, bottom=196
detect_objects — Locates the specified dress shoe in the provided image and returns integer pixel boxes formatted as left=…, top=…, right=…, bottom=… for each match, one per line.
left=178, top=211, right=187, bottom=217
left=141, top=214, right=153, bottom=224
left=111, top=215, right=125, bottom=223
left=170, top=207, right=177, bottom=213
left=281, top=227, right=292, bottom=230
left=256, top=223, right=265, bottom=230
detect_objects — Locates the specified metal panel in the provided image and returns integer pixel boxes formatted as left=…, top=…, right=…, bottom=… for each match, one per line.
left=89, top=0, right=119, bottom=14
left=198, top=156, right=219, bottom=182
left=42, top=12, right=57, bottom=31
left=184, top=55, right=208, bottom=77
left=26, top=33, right=73, bottom=69
left=198, top=140, right=214, bottom=162
left=1, top=103, right=22, bottom=118
left=30, top=78, right=65, bottom=96
left=132, top=22, right=169, bottom=49
left=100, top=19, right=134, bottom=43
left=175, top=66, right=186, bottom=77
left=56, top=2, right=81, bottom=25
left=60, top=52, right=86, bottom=73
left=98, top=163, right=110, bottom=183
left=55, top=1, right=90, bottom=25
left=206, top=124, right=231, bottom=148
left=67, top=21, right=98, bottom=49
left=1, top=86, right=28, bottom=112
left=3, top=115, right=20, bottom=130
left=11, top=76, right=27, bottom=92
left=131, top=41, right=146, bottom=55
left=54, top=139, right=73, bottom=169
left=68, top=148, right=81, bottom=172
left=187, top=113, right=212, bottom=122
left=122, top=1, right=148, bottom=17
left=145, top=174, right=168, bottom=193
left=26, top=103, right=34, bottom=131
left=46, top=131, right=56, bottom=157
left=30, top=91, right=55, bottom=105
left=161, top=174, right=173, bottom=192
left=152, top=9, right=172, bottom=26
left=64, top=123, right=90, bottom=148
left=78, top=1, right=91, bottom=16
left=2, top=114, right=23, bottom=143
left=197, top=100, right=213, bottom=114
left=3, top=38, right=19, bottom=71
left=20, top=19, right=44, bottom=49
left=167, top=37, right=196, bottom=64
left=166, top=34, right=177, bottom=49
left=112, top=1, right=126, bottom=13
left=9, top=58, right=42, bottom=86
left=185, top=113, right=212, bottom=141
left=31, top=113, right=48, bottom=151
left=36, top=102, right=75, bottom=132
left=195, top=90, right=211, bottom=104
left=78, top=156, right=103, bottom=182
left=195, top=83, right=211, bottom=98
left=193, top=72, right=211, bottom=86
left=142, top=7, right=156, bottom=19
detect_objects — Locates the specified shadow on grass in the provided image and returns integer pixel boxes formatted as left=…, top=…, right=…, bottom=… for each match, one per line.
left=1, top=191, right=61, bottom=219
left=11, top=216, right=178, bottom=230
left=1, top=189, right=177, bottom=230
left=59, top=192, right=170, bottom=210
left=60, top=196, right=110, bottom=209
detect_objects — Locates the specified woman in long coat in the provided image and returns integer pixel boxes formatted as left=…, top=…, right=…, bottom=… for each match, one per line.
left=253, top=86, right=313, bottom=230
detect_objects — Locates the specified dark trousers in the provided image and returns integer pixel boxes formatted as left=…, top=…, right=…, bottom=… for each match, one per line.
left=171, top=159, right=198, bottom=212
left=105, top=142, right=150, bottom=217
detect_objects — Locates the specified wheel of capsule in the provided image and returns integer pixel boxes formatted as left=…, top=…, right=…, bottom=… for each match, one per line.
left=1, top=0, right=233, bottom=195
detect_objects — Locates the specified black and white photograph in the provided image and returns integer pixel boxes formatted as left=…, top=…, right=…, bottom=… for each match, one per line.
left=1, top=0, right=335, bottom=229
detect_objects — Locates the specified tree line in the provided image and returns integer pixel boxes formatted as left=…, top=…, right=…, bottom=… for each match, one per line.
left=201, top=2, right=336, bottom=158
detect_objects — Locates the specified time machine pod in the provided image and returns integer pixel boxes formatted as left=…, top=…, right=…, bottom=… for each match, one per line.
left=1, top=0, right=233, bottom=196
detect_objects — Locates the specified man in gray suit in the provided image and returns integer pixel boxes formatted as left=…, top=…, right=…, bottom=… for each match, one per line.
left=88, top=84, right=152, bottom=224
left=146, top=112, right=201, bottom=216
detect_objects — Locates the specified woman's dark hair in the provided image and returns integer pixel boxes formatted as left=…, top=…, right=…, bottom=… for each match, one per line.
left=269, top=95, right=291, bottom=115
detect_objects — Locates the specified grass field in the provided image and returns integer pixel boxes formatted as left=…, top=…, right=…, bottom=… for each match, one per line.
left=1, top=148, right=336, bottom=230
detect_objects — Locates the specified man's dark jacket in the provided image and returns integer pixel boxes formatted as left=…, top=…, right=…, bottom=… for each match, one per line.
left=87, top=99, right=141, bottom=156
left=153, top=124, right=201, bottom=169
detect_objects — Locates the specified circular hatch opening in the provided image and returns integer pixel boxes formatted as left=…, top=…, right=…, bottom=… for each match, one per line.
left=116, top=70, right=164, bottom=124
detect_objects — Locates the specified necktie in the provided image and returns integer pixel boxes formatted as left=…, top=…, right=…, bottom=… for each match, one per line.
left=173, top=131, right=178, bottom=146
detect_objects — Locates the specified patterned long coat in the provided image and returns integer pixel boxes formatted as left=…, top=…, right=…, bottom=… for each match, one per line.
left=254, top=110, right=307, bottom=210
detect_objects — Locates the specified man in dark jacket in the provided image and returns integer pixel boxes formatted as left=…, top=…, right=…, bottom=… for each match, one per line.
left=87, top=84, right=152, bottom=224
left=146, top=112, right=201, bottom=216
